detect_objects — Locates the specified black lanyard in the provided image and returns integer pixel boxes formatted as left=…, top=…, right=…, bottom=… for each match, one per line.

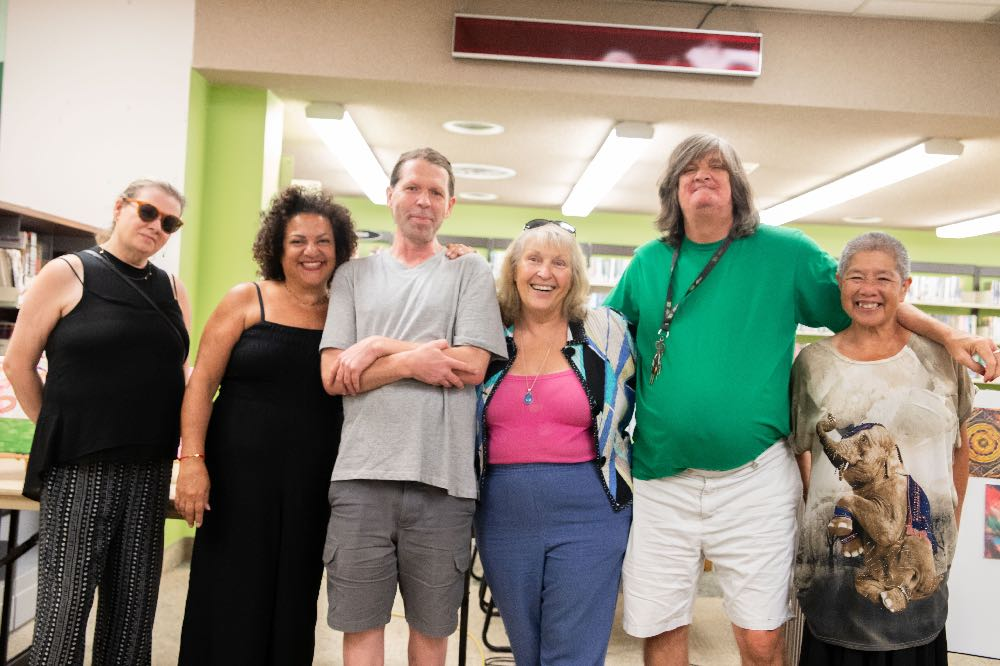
left=648, top=235, right=733, bottom=385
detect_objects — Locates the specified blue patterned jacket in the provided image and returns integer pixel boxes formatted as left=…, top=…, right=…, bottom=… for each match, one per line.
left=475, top=307, right=636, bottom=510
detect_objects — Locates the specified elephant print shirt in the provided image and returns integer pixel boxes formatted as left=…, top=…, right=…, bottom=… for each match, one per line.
left=790, top=333, right=973, bottom=651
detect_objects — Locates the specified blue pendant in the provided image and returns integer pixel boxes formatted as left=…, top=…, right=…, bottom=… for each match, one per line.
left=523, top=391, right=533, bottom=405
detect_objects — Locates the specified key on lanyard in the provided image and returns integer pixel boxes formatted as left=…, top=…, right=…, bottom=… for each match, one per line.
left=650, top=331, right=667, bottom=385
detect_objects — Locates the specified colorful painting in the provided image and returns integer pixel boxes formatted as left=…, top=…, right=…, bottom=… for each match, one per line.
left=986, top=484, right=1000, bottom=560
left=0, top=354, right=43, bottom=455
left=966, top=408, right=1000, bottom=479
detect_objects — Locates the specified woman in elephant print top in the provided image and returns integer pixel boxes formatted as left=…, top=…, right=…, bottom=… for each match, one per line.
left=790, top=232, right=974, bottom=664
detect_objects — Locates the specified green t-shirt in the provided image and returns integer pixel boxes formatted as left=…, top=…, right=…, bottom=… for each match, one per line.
left=604, top=225, right=849, bottom=479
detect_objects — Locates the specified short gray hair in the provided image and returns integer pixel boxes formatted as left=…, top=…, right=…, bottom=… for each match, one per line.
left=655, top=133, right=759, bottom=248
left=838, top=232, right=911, bottom=279
left=496, top=222, right=590, bottom=327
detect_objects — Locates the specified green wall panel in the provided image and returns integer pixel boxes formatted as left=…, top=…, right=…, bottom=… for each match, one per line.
left=335, top=194, right=1000, bottom=267
left=181, top=70, right=208, bottom=348
left=187, top=83, right=268, bottom=347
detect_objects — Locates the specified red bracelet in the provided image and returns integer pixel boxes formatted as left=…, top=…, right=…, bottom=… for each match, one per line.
left=178, top=453, right=206, bottom=461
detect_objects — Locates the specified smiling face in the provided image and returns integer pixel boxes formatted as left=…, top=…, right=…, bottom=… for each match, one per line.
left=386, top=158, right=456, bottom=246
left=111, top=186, right=182, bottom=259
left=514, top=239, right=572, bottom=319
left=281, top=213, right=336, bottom=287
left=838, top=250, right=911, bottom=328
left=677, top=151, right=733, bottom=222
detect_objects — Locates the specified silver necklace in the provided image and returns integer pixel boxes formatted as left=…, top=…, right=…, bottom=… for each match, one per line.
left=522, top=344, right=552, bottom=405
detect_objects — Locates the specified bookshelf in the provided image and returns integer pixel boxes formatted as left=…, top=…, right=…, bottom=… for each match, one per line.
left=0, top=201, right=99, bottom=353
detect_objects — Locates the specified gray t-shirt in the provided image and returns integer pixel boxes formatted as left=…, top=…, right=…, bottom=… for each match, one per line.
left=320, top=249, right=506, bottom=499
left=790, top=334, right=974, bottom=650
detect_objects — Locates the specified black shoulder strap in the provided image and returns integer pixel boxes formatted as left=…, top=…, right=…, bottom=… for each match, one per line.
left=252, top=282, right=266, bottom=321
left=83, top=249, right=187, bottom=360
left=57, top=256, right=83, bottom=285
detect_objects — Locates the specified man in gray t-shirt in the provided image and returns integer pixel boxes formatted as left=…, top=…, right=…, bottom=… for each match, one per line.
left=319, top=148, right=506, bottom=665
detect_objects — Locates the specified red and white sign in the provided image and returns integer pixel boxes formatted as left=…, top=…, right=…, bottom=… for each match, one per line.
left=453, top=14, right=762, bottom=77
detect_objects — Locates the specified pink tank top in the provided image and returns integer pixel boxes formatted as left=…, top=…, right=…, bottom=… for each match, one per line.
left=486, top=369, right=595, bottom=464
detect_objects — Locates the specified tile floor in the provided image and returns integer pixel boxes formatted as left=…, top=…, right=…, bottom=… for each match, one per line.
left=4, top=551, right=997, bottom=665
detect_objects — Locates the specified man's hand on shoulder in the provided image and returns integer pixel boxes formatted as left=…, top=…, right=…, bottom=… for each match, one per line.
left=944, top=330, right=1000, bottom=382
left=402, top=340, right=472, bottom=389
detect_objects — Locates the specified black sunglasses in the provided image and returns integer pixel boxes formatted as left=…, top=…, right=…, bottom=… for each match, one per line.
left=523, top=218, right=576, bottom=235
left=122, top=197, right=184, bottom=234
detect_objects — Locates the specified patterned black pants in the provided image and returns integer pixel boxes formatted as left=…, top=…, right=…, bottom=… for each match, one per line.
left=29, top=459, right=172, bottom=666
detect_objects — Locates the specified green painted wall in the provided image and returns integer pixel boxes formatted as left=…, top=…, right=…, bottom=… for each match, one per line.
left=183, top=83, right=268, bottom=347
left=181, top=70, right=208, bottom=345
left=170, top=80, right=271, bottom=548
left=335, top=194, right=1000, bottom=268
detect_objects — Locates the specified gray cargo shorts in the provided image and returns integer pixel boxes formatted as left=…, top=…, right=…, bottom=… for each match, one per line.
left=323, top=479, right=475, bottom=637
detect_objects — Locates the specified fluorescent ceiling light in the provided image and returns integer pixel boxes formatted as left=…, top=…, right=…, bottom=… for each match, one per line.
left=305, top=103, right=389, bottom=205
left=759, top=139, right=963, bottom=227
left=936, top=213, right=1000, bottom=239
left=562, top=121, right=654, bottom=218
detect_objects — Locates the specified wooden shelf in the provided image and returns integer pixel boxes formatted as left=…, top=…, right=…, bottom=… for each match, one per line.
left=0, top=200, right=101, bottom=238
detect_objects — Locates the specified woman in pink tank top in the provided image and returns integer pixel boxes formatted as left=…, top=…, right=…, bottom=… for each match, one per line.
left=474, top=219, right=636, bottom=666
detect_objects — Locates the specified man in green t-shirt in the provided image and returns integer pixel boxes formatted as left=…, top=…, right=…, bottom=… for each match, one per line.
left=605, top=133, right=999, bottom=666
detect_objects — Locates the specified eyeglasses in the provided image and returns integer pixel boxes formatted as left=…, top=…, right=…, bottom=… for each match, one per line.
left=523, top=218, right=576, bottom=235
left=122, top=198, right=184, bottom=234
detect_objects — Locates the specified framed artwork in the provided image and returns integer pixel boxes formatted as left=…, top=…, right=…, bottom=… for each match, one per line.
left=967, top=407, right=1000, bottom=478
left=986, top=484, right=1000, bottom=560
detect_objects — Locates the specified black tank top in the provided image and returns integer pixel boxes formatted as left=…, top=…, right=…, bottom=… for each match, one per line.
left=24, top=247, right=189, bottom=498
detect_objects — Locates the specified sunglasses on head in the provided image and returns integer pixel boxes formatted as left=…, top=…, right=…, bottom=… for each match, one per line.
left=122, top=197, right=184, bottom=234
left=523, top=218, right=576, bottom=235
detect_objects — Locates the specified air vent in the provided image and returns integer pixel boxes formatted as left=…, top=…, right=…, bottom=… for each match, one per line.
left=452, top=163, right=517, bottom=180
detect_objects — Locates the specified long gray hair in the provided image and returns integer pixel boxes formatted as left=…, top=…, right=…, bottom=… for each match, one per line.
left=655, top=133, right=758, bottom=247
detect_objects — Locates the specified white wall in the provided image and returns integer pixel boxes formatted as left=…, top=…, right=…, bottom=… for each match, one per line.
left=0, top=0, right=195, bottom=272
left=946, top=388, right=1000, bottom=659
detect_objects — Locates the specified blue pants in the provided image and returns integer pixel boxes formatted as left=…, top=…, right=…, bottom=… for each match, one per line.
left=474, top=462, right=632, bottom=666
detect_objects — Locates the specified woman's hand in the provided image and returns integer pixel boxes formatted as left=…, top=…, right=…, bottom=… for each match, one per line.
left=175, top=458, right=211, bottom=528
left=445, top=243, right=476, bottom=259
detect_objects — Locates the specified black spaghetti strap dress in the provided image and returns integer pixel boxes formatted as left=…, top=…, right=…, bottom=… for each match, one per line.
left=178, top=283, right=342, bottom=666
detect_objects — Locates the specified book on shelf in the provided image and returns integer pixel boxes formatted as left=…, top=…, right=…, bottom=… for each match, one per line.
left=907, top=275, right=963, bottom=303
left=930, top=313, right=977, bottom=336
left=0, top=231, right=44, bottom=297
left=587, top=256, right=630, bottom=285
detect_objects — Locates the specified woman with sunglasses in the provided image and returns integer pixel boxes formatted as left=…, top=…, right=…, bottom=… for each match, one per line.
left=175, top=186, right=355, bottom=665
left=474, top=219, right=636, bottom=666
left=3, top=179, right=190, bottom=664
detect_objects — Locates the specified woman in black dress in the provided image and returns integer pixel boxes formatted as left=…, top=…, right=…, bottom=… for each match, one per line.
left=3, top=179, right=190, bottom=665
left=175, top=186, right=355, bottom=665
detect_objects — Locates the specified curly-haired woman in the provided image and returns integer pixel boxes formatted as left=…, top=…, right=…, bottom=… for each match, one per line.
left=176, top=186, right=356, bottom=665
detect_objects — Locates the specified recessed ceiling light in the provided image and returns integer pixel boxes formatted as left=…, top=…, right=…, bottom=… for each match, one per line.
left=458, top=192, right=499, bottom=202
left=443, top=120, right=505, bottom=136
left=453, top=163, right=516, bottom=180
left=842, top=216, right=883, bottom=224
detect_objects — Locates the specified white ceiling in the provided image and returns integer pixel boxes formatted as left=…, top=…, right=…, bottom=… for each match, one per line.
left=265, top=1, right=1000, bottom=231
left=680, top=0, right=1000, bottom=23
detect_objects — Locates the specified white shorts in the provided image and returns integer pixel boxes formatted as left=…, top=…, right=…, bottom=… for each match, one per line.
left=622, top=441, right=801, bottom=636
